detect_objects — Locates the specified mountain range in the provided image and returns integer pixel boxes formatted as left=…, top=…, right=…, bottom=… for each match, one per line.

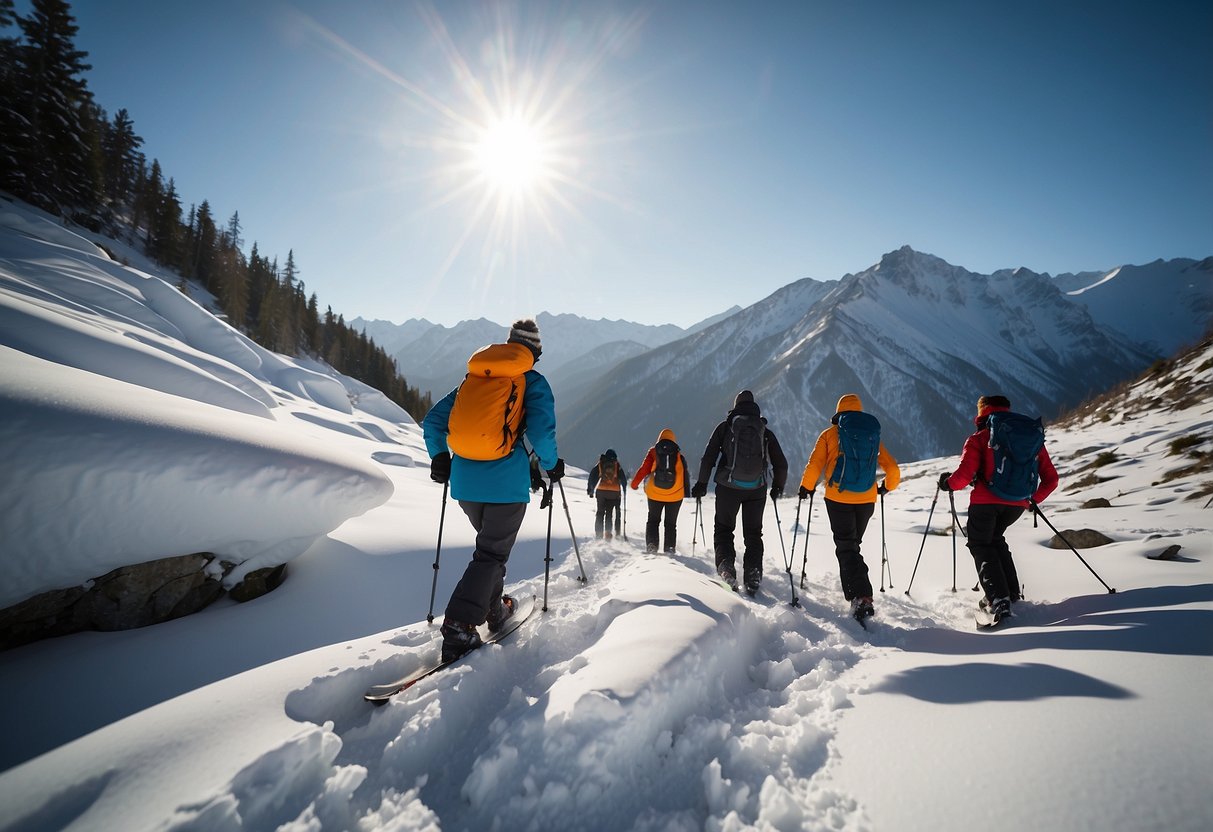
left=362, top=248, right=1211, bottom=471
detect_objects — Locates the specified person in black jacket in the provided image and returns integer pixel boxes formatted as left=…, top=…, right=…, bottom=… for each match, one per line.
left=692, top=390, right=788, bottom=594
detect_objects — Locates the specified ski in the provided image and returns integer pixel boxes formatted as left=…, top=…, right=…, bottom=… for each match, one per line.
left=974, top=609, right=1007, bottom=630
left=712, top=577, right=740, bottom=594
left=364, top=594, right=536, bottom=704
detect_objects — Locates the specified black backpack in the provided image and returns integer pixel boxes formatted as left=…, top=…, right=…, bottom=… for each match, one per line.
left=653, top=439, right=679, bottom=489
left=830, top=411, right=881, bottom=492
left=726, top=413, right=767, bottom=487
left=985, top=412, right=1045, bottom=501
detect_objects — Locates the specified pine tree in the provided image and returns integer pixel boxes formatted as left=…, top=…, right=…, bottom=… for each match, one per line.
left=14, top=0, right=95, bottom=213
left=190, top=199, right=217, bottom=290
left=0, top=0, right=27, bottom=194
left=101, top=107, right=143, bottom=212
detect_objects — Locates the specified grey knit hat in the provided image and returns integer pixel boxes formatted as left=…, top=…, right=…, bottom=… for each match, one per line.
left=507, top=318, right=542, bottom=358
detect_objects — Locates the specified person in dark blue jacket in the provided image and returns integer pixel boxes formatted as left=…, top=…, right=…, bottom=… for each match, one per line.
left=423, top=319, right=562, bottom=662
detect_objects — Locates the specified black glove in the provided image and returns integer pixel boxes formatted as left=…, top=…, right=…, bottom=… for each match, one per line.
left=546, top=458, right=565, bottom=483
left=937, top=472, right=952, bottom=492
left=430, top=452, right=451, bottom=484
left=798, top=486, right=813, bottom=500
left=530, top=462, right=544, bottom=493
left=691, top=481, right=708, bottom=499
left=587, top=487, right=595, bottom=497
left=769, top=486, right=782, bottom=500
left=877, top=482, right=888, bottom=496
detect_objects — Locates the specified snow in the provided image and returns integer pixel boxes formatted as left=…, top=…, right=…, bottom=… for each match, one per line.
left=1, top=198, right=1211, bottom=831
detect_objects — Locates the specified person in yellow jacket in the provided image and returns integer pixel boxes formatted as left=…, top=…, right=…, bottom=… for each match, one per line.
left=630, top=428, right=691, bottom=554
left=798, top=393, right=900, bottom=622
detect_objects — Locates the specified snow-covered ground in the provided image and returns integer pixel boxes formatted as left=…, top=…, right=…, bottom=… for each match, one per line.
left=0, top=200, right=1210, bottom=831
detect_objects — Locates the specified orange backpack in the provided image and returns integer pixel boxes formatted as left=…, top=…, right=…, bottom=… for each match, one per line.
left=447, top=342, right=533, bottom=460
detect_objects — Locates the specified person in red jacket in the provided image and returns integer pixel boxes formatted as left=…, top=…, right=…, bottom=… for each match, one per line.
left=630, top=428, right=691, bottom=554
left=939, top=395, right=1059, bottom=623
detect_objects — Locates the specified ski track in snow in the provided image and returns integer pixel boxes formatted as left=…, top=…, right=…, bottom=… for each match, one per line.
left=195, top=540, right=929, bottom=832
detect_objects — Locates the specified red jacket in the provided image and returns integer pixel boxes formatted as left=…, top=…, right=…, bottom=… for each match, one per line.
left=944, top=406, right=1058, bottom=506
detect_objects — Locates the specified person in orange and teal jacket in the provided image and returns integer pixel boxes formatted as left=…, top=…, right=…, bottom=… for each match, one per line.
left=799, top=393, right=900, bottom=622
left=423, top=319, right=561, bottom=663
left=630, top=428, right=691, bottom=554
left=939, top=395, right=1058, bottom=623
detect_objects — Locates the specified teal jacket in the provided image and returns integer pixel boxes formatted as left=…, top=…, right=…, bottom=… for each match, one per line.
left=423, top=369, right=558, bottom=504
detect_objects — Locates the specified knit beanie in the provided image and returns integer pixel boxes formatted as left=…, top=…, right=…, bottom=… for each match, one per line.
left=507, top=318, right=542, bottom=359
left=977, top=395, right=1011, bottom=417
left=734, top=390, right=755, bottom=407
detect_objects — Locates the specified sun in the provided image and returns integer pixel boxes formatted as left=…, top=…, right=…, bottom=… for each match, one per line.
left=473, top=116, right=550, bottom=196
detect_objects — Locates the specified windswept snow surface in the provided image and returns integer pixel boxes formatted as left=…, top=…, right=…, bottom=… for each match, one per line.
left=0, top=202, right=402, bottom=608
left=0, top=201, right=1209, bottom=831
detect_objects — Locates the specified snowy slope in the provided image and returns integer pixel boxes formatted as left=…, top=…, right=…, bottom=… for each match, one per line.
left=0, top=201, right=1209, bottom=832
left=0, top=326, right=1208, bottom=831
left=1051, top=257, right=1213, bottom=356
left=0, top=199, right=407, bottom=607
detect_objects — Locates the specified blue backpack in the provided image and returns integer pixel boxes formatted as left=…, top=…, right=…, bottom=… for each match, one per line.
left=985, top=412, right=1045, bottom=501
left=831, top=411, right=881, bottom=492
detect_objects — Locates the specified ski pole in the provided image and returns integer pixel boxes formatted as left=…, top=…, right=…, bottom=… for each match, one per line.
left=799, top=491, right=814, bottom=588
left=947, top=489, right=959, bottom=592
left=1031, top=501, right=1117, bottom=593
left=905, top=485, right=939, bottom=596
left=425, top=481, right=449, bottom=624
left=621, top=487, right=628, bottom=542
left=557, top=479, right=588, bottom=583
left=790, top=496, right=803, bottom=571
left=770, top=496, right=800, bottom=607
left=692, top=496, right=700, bottom=557
left=542, top=483, right=554, bottom=611
left=879, top=488, right=893, bottom=591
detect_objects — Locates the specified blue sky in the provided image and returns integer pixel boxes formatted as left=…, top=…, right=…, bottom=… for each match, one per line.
left=62, top=0, right=1212, bottom=328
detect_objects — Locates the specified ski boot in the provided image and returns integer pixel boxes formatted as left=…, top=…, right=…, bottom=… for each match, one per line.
left=486, top=594, right=517, bottom=634
left=440, top=619, right=483, bottom=663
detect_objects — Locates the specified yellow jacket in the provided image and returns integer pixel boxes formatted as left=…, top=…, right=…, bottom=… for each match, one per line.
left=800, top=394, right=900, bottom=504
left=630, top=428, right=690, bottom=501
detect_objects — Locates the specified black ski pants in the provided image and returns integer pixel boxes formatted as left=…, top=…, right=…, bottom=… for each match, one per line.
left=445, top=501, right=527, bottom=626
left=713, top=484, right=766, bottom=576
left=595, top=491, right=622, bottom=538
left=646, top=498, right=681, bottom=553
left=966, top=502, right=1025, bottom=602
left=825, top=498, right=875, bottom=601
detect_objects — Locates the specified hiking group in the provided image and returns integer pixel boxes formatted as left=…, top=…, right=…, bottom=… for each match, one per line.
left=424, top=319, right=1060, bottom=661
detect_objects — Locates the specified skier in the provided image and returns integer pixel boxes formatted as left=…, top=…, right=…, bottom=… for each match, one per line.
left=630, top=429, right=691, bottom=553
left=587, top=449, right=627, bottom=540
left=938, top=395, right=1058, bottom=624
left=422, top=319, right=563, bottom=662
left=798, top=393, right=900, bottom=622
left=691, top=390, right=789, bottom=594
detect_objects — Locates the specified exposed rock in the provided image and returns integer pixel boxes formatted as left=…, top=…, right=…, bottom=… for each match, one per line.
left=1147, top=544, right=1183, bottom=561
left=229, top=564, right=288, bottom=603
left=1047, top=529, right=1114, bottom=549
left=1081, top=498, right=1113, bottom=509
left=0, top=553, right=225, bottom=650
